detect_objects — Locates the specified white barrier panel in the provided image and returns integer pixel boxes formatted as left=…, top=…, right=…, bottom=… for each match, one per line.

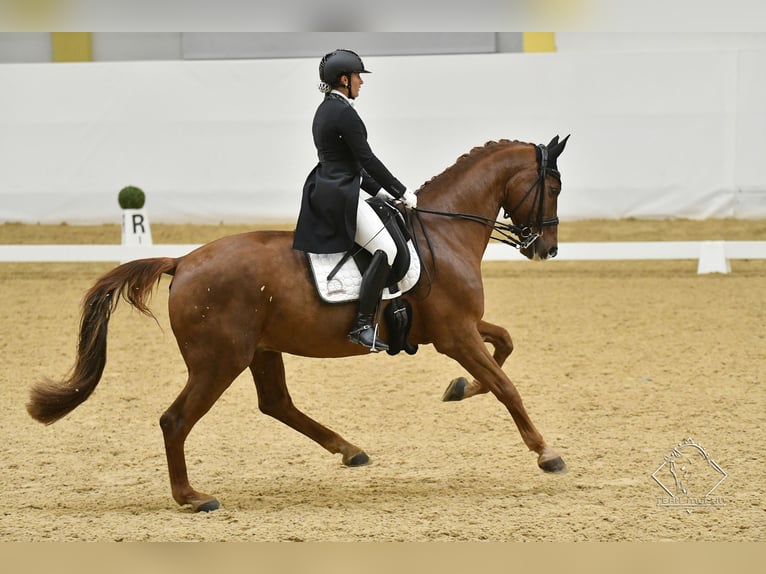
left=0, top=244, right=200, bottom=262
left=482, top=241, right=766, bottom=263
left=2, top=242, right=765, bottom=275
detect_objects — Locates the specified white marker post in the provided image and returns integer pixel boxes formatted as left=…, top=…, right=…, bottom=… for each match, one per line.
left=697, top=240, right=730, bottom=274
left=118, top=186, right=152, bottom=262
left=121, top=208, right=153, bottom=246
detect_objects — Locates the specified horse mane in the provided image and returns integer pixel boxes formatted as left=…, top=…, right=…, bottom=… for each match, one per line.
left=417, top=139, right=526, bottom=191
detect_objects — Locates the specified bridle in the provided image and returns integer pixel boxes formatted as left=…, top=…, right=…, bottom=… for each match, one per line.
left=411, top=142, right=561, bottom=251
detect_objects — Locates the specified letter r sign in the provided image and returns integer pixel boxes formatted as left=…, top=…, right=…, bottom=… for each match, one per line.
left=121, top=208, right=153, bottom=246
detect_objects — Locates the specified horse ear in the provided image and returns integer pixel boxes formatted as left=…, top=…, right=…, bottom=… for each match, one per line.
left=549, top=134, right=570, bottom=160
left=547, top=135, right=560, bottom=148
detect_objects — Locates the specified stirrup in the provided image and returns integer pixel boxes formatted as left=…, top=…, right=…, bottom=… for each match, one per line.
left=348, top=324, right=389, bottom=353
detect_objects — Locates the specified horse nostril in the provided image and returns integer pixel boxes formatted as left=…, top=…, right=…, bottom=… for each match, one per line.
left=548, top=246, right=558, bottom=259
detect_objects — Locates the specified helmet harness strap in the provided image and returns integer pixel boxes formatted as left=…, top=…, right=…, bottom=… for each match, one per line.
left=343, top=72, right=353, bottom=99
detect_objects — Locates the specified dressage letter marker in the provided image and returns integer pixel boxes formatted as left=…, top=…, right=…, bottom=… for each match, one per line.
left=121, top=209, right=153, bottom=247
left=118, top=185, right=152, bottom=249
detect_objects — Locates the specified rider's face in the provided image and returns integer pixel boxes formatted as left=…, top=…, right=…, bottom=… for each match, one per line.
left=344, top=72, right=363, bottom=99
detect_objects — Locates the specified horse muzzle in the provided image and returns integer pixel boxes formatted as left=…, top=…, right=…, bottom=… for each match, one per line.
left=521, top=240, right=558, bottom=261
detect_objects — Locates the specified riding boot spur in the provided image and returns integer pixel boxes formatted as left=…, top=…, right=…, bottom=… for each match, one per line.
left=348, top=249, right=390, bottom=352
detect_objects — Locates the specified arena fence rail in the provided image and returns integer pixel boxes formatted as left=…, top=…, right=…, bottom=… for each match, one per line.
left=1, top=241, right=765, bottom=274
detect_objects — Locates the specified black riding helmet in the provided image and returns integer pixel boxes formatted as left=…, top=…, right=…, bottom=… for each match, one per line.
left=318, top=49, right=371, bottom=99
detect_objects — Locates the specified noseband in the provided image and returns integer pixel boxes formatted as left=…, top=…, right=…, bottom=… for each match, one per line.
left=412, top=143, right=561, bottom=251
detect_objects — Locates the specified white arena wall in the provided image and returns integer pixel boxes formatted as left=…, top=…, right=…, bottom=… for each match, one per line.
left=2, top=47, right=765, bottom=224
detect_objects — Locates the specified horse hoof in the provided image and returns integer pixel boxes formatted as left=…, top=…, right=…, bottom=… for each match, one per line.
left=346, top=452, right=370, bottom=467
left=193, top=499, right=221, bottom=513
left=539, top=456, right=567, bottom=474
left=442, top=377, right=467, bottom=402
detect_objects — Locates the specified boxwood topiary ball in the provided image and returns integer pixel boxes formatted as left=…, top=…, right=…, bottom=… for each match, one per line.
left=118, top=186, right=146, bottom=209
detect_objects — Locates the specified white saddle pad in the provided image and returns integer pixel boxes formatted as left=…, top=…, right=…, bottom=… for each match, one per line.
left=307, top=241, right=421, bottom=304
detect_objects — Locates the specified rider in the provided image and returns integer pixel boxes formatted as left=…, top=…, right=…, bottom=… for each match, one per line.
left=293, top=49, right=418, bottom=352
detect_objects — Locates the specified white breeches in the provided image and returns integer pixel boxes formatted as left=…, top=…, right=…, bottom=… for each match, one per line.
left=354, top=196, right=397, bottom=263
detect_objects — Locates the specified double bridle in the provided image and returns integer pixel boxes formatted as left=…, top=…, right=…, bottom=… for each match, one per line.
left=411, top=143, right=561, bottom=251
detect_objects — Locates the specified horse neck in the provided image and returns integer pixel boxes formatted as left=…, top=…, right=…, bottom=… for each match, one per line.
left=418, top=142, right=533, bottom=252
left=421, top=142, right=532, bottom=219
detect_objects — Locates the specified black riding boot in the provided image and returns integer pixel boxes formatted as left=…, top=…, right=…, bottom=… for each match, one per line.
left=348, top=250, right=390, bottom=352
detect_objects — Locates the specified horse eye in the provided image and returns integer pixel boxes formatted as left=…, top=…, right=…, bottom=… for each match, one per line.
left=550, top=187, right=561, bottom=197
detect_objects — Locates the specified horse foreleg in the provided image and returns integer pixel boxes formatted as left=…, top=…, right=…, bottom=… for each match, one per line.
left=437, top=332, right=566, bottom=473
left=442, top=320, right=513, bottom=402
left=250, top=350, right=370, bottom=466
left=159, top=366, right=240, bottom=512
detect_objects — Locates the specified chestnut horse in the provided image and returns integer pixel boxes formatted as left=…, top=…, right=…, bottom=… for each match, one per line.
left=28, top=136, right=569, bottom=512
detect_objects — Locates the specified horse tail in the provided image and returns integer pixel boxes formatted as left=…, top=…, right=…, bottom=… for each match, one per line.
left=27, top=257, right=178, bottom=425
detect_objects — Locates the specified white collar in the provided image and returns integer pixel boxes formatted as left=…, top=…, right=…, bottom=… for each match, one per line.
left=331, top=89, right=355, bottom=107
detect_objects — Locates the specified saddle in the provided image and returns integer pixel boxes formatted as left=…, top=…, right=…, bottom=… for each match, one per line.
left=306, top=197, right=419, bottom=355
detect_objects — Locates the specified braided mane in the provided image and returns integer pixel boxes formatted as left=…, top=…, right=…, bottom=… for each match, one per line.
left=417, top=139, right=523, bottom=191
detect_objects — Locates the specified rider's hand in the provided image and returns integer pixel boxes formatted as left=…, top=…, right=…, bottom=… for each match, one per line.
left=375, top=189, right=395, bottom=202
left=401, top=189, right=418, bottom=209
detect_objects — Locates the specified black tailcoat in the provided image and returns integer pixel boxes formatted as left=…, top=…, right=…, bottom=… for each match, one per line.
left=293, top=93, right=406, bottom=253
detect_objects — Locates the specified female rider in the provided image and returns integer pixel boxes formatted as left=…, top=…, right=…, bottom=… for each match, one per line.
left=293, top=49, right=417, bottom=352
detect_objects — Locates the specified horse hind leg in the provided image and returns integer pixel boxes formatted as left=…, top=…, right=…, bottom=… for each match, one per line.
left=442, top=320, right=513, bottom=402
left=250, top=350, right=369, bottom=467
left=160, top=364, right=242, bottom=512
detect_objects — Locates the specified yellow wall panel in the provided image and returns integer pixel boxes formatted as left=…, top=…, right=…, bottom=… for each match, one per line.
left=523, top=33, right=556, bottom=53
left=51, top=33, right=92, bottom=62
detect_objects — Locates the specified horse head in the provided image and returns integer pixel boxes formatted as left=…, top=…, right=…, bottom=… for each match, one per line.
left=504, top=135, right=569, bottom=261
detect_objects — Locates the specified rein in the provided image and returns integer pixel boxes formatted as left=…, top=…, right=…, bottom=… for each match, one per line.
left=412, top=206, right=546, bottom=251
